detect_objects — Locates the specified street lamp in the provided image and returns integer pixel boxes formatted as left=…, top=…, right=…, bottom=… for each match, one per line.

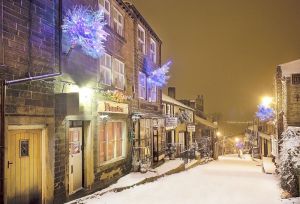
left=216, top=131, right=221, bottom=137
left=261, top=96, right=273, bottom=108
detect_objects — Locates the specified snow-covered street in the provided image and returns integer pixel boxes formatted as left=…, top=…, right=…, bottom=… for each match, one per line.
left=81, top=155, right=284, bottom=204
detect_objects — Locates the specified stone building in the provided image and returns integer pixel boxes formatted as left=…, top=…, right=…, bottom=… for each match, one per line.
left=53, top=0, right=135, bottom=202
left=162, top=93, right=195, bottom=157
left=275, top=59, right=300, bottom=157
left=125, top=3, right=165, bottom=171
left=179, top=92, right=217, bottom=158
left=0, top=0, right=60, bottom=203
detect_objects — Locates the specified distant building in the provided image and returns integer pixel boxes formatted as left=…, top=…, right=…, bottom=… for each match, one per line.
left=179, top=94, right=206, bottom=119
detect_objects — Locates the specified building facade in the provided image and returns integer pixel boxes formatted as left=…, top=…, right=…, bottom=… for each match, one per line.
left=125, top=3, right=165, bottom=171
left=0, top=0, right=60, bottom=203
left=0, top=0, right=166, bottom=203
left=162, top=93, right=195, bottom=157
left=275, top=59, right=300, bottom=158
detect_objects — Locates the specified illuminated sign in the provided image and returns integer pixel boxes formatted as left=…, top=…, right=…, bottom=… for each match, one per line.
left=98, top=101, right=128, bottom=114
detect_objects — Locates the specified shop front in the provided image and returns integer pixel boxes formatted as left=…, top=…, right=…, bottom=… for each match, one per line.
left=132, top=114, right=165, bottom=171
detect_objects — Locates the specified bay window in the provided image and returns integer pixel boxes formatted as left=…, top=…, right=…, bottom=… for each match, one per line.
left=139, top=72, right=146, bottom=99
left=99, top=53, right=112, bottom=85
left=99, top=121, right=125, bottom=165
left=112, top=59, right=125, bottom=90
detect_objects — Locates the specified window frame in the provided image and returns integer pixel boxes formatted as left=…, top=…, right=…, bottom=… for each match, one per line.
left=150, top=38, right=157, bottom=63
left=113, top=7, right=124, bottom=36
left=99, top=53, right=112, bottom=86
left=112, top=58, right=125, bottom=90
left=98, top=120, right=126, bottom=166
left=100, top=0, right=111, bottom=25
left=139, top=72, right=147, bottom=99
left=137, top=25, right=146, bottom=54
left=147, top=80, right=157, bottom=102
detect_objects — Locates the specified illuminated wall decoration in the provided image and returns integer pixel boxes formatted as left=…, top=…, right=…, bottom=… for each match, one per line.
left=147, top=60, right=172, bottom=88
left=62, top=6, right=108, bottom=58
left=256, top=104, right=275, bottom=121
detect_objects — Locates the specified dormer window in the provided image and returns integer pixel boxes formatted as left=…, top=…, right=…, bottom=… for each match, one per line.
left=137, top=25, right=145, bottom=54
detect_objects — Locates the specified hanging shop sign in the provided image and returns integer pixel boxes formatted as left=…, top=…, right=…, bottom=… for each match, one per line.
left=187, top=125, right=196, bottom=132
left=98, top=101, right=128, bottom=114
left=166, top=117, right=178, bottom=128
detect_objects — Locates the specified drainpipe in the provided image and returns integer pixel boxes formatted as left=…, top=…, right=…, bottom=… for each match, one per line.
left=0, top=0, right=63, bottom=202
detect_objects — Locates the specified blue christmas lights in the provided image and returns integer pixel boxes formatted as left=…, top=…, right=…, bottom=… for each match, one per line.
left=62, top=6, right=108, bottom=58
left=256, top=104, right=275, bottom=121
left=147, top=60, right=172, bottom=88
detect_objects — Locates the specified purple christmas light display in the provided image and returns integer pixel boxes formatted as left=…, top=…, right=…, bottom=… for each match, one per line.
left=147, top=60, right=172, bottom=87
left=256, top=104, right=275, bottom=121
left=62, top=6, right=108, bottom=58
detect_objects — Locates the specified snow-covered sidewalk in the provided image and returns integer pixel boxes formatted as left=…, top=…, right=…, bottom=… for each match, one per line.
left=68, top=159, right=185, bottom=204
left=79, top=154, right=286, bottom=204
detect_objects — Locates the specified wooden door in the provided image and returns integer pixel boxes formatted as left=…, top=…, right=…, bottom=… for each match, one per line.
left=7, top=129, right=42, bottom=204
left=69, top=127, right=83, bottom=194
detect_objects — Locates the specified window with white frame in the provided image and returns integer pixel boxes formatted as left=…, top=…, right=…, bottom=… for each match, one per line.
left=147, top=81, right=157, bottom=102
left=112, top=58, right=125, bottom=90
left=139, top=72, right=146, bottom=99
left=100, top=0, right=110, bottom=25
left=98, top=121, right=126, bottom=165
left=150, top=38, right=156, bottom=63
left=113, top=7, right=123, bottom=36
left=99, top=53, right=112, bottom=85
left=137, top=25, right=145, bottom=54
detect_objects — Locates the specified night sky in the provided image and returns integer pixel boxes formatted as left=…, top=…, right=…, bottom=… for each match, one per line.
left=131, top=0, right=300, bottom=122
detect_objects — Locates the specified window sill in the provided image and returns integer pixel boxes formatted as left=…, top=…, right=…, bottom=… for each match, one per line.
left=98, top=157, right=126, bottom=168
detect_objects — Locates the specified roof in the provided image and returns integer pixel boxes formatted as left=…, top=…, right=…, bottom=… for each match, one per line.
left=194, top=115, right=217, bottom=129
left=162, top=94, right=195, bottom=111
left=278, top=59, right=300, bottom=77
left=124, top=2, right=162, bottom=43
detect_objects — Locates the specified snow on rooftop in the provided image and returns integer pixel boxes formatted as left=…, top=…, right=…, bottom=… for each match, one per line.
left=162, top=93, right=195, bottom=111
left=279, top=59, right=300, bottom=77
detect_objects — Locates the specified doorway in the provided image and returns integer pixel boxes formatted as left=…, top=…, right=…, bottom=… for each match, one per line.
left=68, top=126, right=83, bottom=194
left=7, top=129, right=43, bottom=204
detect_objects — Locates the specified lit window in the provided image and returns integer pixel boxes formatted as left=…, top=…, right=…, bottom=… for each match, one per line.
left=99, top=121, right=125, bottom=165
left=150, top=38, right=156, bottom=63
left=139, top=72, right=146, bottom=99
left=112, top=59, right=125, bottom=90
left=147, top=81, right=157, bottom=102
left=99, top=53, right=112, bottom=86
left=100, top=0, right=110, bottom=25
left=113, top=7, right=123, bottom=36
left=137, top=25, right=145, bottom=54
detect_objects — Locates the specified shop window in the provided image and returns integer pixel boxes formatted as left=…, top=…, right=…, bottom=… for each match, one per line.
left=150, top=38, right=156, bottom=63
left=139, top=72, right=146, bottom=99
left=137, top=25, right=145, bottom=54
left=112, top=58, right=125, bottom=90
left=98, top=121, right=125, bottom=165
left=139, top=119, right=152, bottom=159
left=99, top=53, right=112, bottom=86
left=147, top=81, right=157, bottom=102
left=113, top=7, right=123, bottom=36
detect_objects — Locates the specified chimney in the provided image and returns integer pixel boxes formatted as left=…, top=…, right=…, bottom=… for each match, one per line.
left=168, top=87, right=176, bottom=99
